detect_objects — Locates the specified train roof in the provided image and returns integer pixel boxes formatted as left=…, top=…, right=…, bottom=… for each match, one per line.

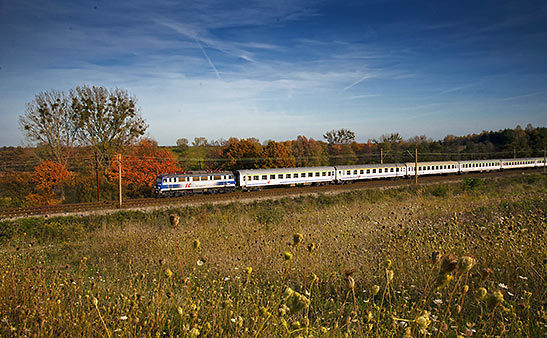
left=236, top=166, right=335, bottom=175
left=335, top=163, right=406, bottom=170
left=499, top=157, right=544, bottom=162
left=404, top=161, right=459, bottom=166
left=157, top=171, right=233, bottom=178
left=458, top=159, right=501, bottom=162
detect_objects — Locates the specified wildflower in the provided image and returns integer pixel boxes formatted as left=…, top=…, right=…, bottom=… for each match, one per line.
left=307, top=242, right=316, bottom=252
left=463, top=285, right=469, bottom=294
left=164, top=268, right=174, bottom=278
left=286, top=290, right=310, bottom=313
left=371, top=284, right=380, bottom=296
left=455, top=304, right=462, bottom=314
left=435, top=273, right=454, bottom=289
left=290, top=321, right=301, bottom=330
left=196, top=259, right=204, bottom=266
left=284, top=251, right=293, bottom=261
left=193, top=239, right=200, bottom=250
left=120, top=315, right=128, bottom=321
left=365, top=310, right=373, bottom=322
left=311, top=273, right=318, bottom=283
left=487, top=290, right=504, bottom=308
left=414, top=311, right=430, bottom=334
left=189, top=327, right=200, bottom=337
left=278, top=304, right=290, bottom=316
left=259, top=306, right=270, bottom=317
left=283, top=287, right=294, bottom=299
left=440, top=254, right=458, bottom=274
left=346, top=275, right=355, bottom=290
left=177, top=307, right=183, bottom=316
left=385, top=259, right=392, bottom=269
left=92, top=297, right=98, bottom=307
left=293, top=233, right=303, bottom=246
left=477, top=287, right=487, bottom=301
left=386, top=269, right=394, bottom=283
left=457, top=256, right=476, bottom=273
left=320, top=327, right=328, bottom=334
left=245, top=267, right=252, bottom=276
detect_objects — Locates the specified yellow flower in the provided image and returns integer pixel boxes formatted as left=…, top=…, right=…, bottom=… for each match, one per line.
left=293, top=233, right=303, bottom=246
left=487, top=290, right=504, bottom=308
left=284, top=251, right=293, bottom=261
left=477, top=287, right=487, bottom=301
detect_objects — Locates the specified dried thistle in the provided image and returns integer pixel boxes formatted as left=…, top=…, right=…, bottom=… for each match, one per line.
left=169, top=214, right=180, bottom=228
left=481, top=267, right=493, bottom=281
left=431, top=251, right=441, bottom=265
left=457, top=256, right=476, bottom=274
left=440, top=254, right=458, bottom=274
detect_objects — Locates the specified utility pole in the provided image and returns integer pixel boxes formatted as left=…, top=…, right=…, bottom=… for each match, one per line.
left=118, top=154, right=122, bottom=208
left=544, top=148, right=546, bottom=173
left=415, top=147, right=418, bottom=185
left=380, top=148, right=383, bottom=164
left=95, top=151, right=100, bottom=202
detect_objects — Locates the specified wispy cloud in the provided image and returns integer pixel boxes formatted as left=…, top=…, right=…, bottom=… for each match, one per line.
left=499, top=89, right=547, bottom=101
left=439, top=83, right=478, bottom=95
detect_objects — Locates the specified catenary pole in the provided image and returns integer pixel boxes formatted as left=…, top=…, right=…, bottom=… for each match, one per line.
left=118, top=154, right=122, bottom=208
left=381, top=148, right=383, bottom=164
left=415, top=147, right=418, bottom=185
left=95, top=151, right=100, bottom=202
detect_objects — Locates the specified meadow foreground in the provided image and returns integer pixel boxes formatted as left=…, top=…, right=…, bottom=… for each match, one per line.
left=1, top=175, right=546, bottom=337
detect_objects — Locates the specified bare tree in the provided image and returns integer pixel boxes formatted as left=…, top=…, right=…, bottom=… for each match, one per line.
left=176, top=138, right=189, bottom=149
left=192, top=137, right=208, bottom=147
left=19, top=90, right=78, bottom=166
left=323, top=129, right=355, bottom=145
left=71, top=85, right=147, bottom=165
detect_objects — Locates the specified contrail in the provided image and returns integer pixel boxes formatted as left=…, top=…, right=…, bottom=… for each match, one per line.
left=196, top=38, right=222, bottom=80
left=343, top=74, right=372, bottom=91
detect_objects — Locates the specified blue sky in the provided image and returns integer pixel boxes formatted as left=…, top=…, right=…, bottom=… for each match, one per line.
left=1, top=0, right=546, bottom=146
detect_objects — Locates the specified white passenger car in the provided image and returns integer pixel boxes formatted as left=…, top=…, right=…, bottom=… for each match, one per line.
left=500, top=158, right=544, bottom=170
left=236, top=166, right=336, bottom=190
left=459, top=159, right=501, bottom=173
left=405, top=161, right=459, bottom=177
left=335, top=163, right=406, bottom=182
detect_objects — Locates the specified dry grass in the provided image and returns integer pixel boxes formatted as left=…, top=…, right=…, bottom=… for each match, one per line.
left=1, top=174, right=546, bottom=337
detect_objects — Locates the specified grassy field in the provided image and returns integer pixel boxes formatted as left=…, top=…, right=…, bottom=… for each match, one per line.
left=1, top=174, right=546, bottom=337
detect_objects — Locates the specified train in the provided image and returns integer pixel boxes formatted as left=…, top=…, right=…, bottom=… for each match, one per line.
left=154, top=157, right=545, bottom=197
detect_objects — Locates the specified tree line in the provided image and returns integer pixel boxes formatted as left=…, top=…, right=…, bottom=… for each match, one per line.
left=0, top=85, right=545, bottom=208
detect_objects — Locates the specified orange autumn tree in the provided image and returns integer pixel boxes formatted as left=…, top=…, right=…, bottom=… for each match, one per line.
left=108, top=139, right=179, bottom=195
left=27, top=160, right=72, bottom=206
left=262, top=140, right=296, bottom=168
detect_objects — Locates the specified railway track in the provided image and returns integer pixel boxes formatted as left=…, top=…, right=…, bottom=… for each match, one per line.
left=1, top=168, right=544, bottom=219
